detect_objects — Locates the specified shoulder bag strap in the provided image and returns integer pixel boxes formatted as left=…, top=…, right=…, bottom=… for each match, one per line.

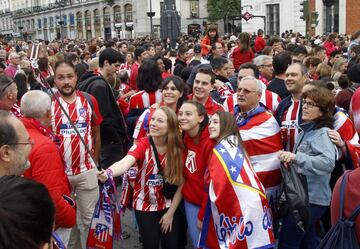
left=149, top=136, right=163, bottom=176
left=339, top=172, right=348, bottom=219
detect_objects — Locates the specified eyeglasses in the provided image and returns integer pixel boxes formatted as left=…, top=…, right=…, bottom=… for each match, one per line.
left=113, top=63, right=121, bottom=67
left=261, top=64, right=273, bottom=68
left=0, top=81, right=14, bottom=92
left=8, top=137, right=35, bottom=147
left=302, top=100, right=318, bottom=108
left=237, top=87, right=257, bottom=94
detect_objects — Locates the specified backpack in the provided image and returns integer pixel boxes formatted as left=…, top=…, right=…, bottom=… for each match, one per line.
left=317, top=172, right=360, bottom=249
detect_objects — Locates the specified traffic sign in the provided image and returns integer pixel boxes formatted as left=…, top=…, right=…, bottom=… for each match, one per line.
left=242, top=11, right=254, bottom=21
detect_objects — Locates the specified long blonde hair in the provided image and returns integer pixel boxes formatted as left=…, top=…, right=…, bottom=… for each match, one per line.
left=159, top=106, right=184, bottom=185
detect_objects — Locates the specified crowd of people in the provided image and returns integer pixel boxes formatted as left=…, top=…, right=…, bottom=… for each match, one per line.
left=1, top=25, right=360, bottom=249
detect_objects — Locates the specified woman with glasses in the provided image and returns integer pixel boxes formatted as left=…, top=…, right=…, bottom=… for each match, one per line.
left=278, top=87, right=337, bottom=249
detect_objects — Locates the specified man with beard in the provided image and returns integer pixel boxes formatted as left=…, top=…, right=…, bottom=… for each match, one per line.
left=77, top=48, right=128, bottom=169
left=0, top=110, right=32, bottom=177
left=51, top=60, right=102, bottom=249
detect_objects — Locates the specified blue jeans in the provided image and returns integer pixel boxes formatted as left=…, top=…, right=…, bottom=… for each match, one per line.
left=184, top=200, right=200, bottom=249
left=278, top=204, right=327, bottom=249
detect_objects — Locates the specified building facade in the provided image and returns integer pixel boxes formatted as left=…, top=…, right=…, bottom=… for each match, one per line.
left=0, top=0, right=209, bottom=40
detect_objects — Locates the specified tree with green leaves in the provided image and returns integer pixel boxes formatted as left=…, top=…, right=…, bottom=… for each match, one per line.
left=207, top=0, right=242, bottom=33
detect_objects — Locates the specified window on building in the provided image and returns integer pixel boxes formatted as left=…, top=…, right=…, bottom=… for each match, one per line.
left=76, top=12, right=83, bottom=26
left=124, top=4, right=133, bottom=22
left=103, top=7, right=111, bottom=26
left=70, top=13, right=75, bottom=25
left=63, top=15, right=67, bottom=25
left=190, top=0, right=199, bottom=18
left=49, top=17, right=54, bottom=27
left=160, top=2, right=164, bottom=14
left=266, top=4, right=280, bottom=36
left=85, top=10, right=91, bottom=26
left=43, top=18, right=47, bottom=28
left=37, top=18, right=42, bottom=29
left=113, top=5, right=121, bottom=23
left=94, top=9, right=100, bottom=25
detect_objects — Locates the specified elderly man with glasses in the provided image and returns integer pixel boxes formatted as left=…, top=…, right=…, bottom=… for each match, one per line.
left=0, top=110, right=32, bottom=177
left=4, top=52, right=20, bottom=78
left=234, top=75, right=283, bottom=217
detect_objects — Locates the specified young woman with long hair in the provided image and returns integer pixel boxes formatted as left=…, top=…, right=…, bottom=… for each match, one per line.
left=133, top=76, right=187, bottom=142
left=177, top=100, right=216, bottom=248
left=201, top=24, right=221, bottom=56
left=198, top=111, right=275, bottom=249
left=98, top=106, right=185, bottom=249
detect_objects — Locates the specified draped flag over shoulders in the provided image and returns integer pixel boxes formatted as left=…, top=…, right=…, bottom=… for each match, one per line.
left=200, top=135, right=275, bottom=249
left=87, top=176, right=121, bottom=249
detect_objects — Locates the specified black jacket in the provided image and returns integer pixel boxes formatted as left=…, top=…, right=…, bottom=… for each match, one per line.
left=77, top=71, right=127, bottom=145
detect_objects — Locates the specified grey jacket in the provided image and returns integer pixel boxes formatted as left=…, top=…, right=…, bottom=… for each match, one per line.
left=293, top=122, right=337, bottom=206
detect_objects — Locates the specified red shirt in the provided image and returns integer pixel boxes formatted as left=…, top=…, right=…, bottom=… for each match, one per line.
left=188, top=94, right=224, bottom=116
left=254, top=35, right=266, bottom=53
left=129, top=62, right=139, bottom=90
left=128, top=137, right=171, bottom=211
left=182, top=128, right=215, bottom=206
left=231, top=47, right=254, bottom=70
left=331, top=168, right=360, bottom=242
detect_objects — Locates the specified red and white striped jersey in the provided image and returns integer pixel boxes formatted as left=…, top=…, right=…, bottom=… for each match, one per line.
left=238, top=110, right=283, bottom=211
left=128, top=90, right=162, bottom=110
left=224, top=89, right=280, bottom=114
left=333, top=108, right=359, bottom=145
left=280, top=98, right=301, bottom=152
left=128, top=137, right=171, bottom=211
left=51, top=91, right=102, bottom=176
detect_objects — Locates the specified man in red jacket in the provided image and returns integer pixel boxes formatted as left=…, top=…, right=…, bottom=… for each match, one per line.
left=254, top=29, right=266, bottom=54
left=20, top=90, right=76, bottom=246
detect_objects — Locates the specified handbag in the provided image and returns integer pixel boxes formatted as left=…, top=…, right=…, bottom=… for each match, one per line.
left=149, top=136, right=178, bottom=199
left=280, top=162, right=311, bottom=232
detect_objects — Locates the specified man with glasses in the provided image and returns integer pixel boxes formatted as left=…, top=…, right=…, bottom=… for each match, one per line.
left=0, top=75, right=21, bottom=117
left=0, top=110, right=32, bottom=177
left=224, top=63, right=280, bottom=113
left=78, top=48, right=128, bottom=170
left=4, top=52, right=20, bottom=78
left=235, top=75, right=283, bottom=215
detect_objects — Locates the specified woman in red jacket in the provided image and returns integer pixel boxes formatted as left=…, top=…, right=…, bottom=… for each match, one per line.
left=178, top=100, right=215, bottom=248
left=201, top=24, right=221, bottom=56
left=230, top=32, right=255, bottom=71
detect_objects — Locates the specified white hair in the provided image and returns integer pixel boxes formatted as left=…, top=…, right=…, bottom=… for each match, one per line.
left=20, top=90, right=51, bottom=119
left=240, top=76, right=264, bottom=94
left=253, top=55, right=272, bottom=67
left=8, top=53, right=19, bottom=60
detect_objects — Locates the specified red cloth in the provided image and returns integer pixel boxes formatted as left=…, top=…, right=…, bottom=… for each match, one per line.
left=129, top=62, right=140, bottom=90
left=254, top=35, right=266, bottom=53
left=128, top=90, right=162, bottom=110
left=182, top=128, right=215, bottom=208
left=350, top=88, right=360, bottom=135
left=188, top=94, right=224, bottom=116
left=331, top=168, right=360, bottom=242
left=161, top=71, right=173, bottom=80
left=21, top=118, right=76, bottom=229
left=231, top=47, right=254, bottom=71
left=324, top=41, right=338, bottom=58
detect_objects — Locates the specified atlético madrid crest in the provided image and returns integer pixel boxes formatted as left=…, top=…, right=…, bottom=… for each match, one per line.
left=94, top=223, right=109, bottom=242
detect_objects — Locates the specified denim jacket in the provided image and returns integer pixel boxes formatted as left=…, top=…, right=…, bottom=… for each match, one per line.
left=293, top=122, right=337, bottom=206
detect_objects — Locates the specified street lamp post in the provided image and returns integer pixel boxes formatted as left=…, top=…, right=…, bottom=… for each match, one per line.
left=146, top=0, right=155, bottom=36
left=55, top=0, right=65, bottom=40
